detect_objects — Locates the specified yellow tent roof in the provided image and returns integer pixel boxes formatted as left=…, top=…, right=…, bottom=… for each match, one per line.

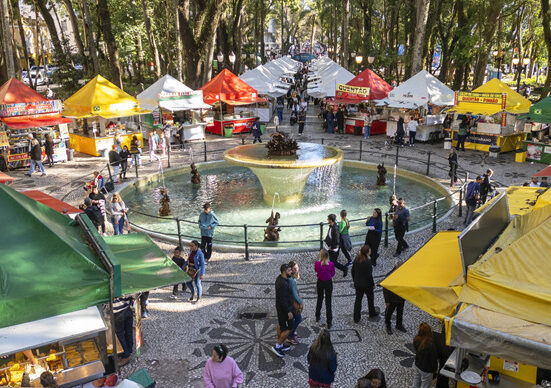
left=534, top=187, right=551, bottom=210
left=380, top=231, right=463, bottom=319
left=450, top=78, right=531, bottom=115
left=63, top=75, right=150, bottom=118
left=475, top=186, right=540, bottom=215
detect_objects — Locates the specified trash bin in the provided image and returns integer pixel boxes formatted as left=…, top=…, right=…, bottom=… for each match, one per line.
left=489, top=145, right=501, bottom=158
left=223, top=125, right=234, bottom=138
left=515, top=148, right=527, bottom=163
left=260, top=124, right=266, bottom=134
left=353, top=126, right=362, bottom=136
left=444, top=137, right=452, bottom=150
left=66, top=148, right=74, bottom=161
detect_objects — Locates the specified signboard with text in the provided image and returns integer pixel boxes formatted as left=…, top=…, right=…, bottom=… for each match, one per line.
left=336, top=83, right=370, bottom=98
left=454, top=91, right=506, bottom=109
left=0, top=100, right=63, bottom=118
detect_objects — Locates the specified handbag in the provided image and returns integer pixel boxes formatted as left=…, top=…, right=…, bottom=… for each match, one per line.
left=186, top=266, right=198, bottom=279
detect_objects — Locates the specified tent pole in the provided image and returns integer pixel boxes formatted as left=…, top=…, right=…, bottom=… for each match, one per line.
left=220, top=102, right=224, bottom=135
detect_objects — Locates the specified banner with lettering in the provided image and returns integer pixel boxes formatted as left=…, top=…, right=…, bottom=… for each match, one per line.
left=0, top=100, right=63, bottom=118
left=336, top=83, right=370, bottom=98
left=454, top=92, right=505, bottom=106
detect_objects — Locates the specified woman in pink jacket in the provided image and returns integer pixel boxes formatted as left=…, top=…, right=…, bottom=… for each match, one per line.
left=203, top=344, right=243, bottom=388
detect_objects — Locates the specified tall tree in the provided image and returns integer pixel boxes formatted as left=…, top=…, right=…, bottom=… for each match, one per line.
left=60, top=0, right=85, bottom=58
left=411, top=0, right=430, bottom=74
left=34, top=0, right=64, bottom=55
left=97, top=0, right=123, bottom=87
left=141, top=0, right=161, bottom=78
left=541, top=0, right=551, bottom=96
left=0, top=0, right=15, bottom=79
left=81, top=0, right=99, bottom=74
left=340, top=0, right=350, bottom=67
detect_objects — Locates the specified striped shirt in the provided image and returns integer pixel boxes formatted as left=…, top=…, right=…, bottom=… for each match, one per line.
left=113, top=297, right=132, bottom=314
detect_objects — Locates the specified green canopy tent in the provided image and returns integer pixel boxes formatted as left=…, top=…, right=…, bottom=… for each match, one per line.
left=519, top=96, right=551, bottom=123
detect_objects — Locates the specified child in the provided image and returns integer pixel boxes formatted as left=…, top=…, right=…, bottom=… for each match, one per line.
left=170, top=246, right=188, bottom=299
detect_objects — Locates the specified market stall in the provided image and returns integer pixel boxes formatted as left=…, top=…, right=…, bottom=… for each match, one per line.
left=0, top=78, right=72, bottom=169
left=201, top=69, right=266, bottom=136
left=518, top=96, right=551, bottom=163
left=377, top=70, right=454, bottom=141
left=448, top=78, right=531, bottom=153
left=137, top=74, right=211, bottom=142
left=63, top=75, right=149, bottom=156
left=333, top=68, right=392, bottom=135
left=307, top=59, right=354, bottom=99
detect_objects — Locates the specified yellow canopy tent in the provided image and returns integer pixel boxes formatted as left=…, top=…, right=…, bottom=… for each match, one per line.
left=380, top=231, right=463, bottom=319
left=475, top=186, right=540, bottom=215
left=63, top=75, right=150, bottom=118
left=450, top=78, right=531, bottom=115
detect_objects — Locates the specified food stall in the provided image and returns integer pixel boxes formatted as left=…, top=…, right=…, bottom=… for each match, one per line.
left=0, top=78, right=72, bottom=169
left=201, top=69, right=266, bottom=136
left=137, top=74, right=211, bottom=142
left=63, top=75, right=149, bottom=156
left=447, top=78, right=531, bottom=153
left=518, top=95, right=551, bottom=163
left=333, top=68, right=392, bottom=136
left=377, top=70, right=454, bottom=141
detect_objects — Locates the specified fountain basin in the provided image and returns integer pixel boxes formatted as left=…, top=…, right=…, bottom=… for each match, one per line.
left=223, top=143, right=344, bottom=203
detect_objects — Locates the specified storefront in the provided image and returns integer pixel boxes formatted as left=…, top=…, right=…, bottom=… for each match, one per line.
left=63, top=75, right=149, bottom=156
left=0, top=78, right=72, bottom=169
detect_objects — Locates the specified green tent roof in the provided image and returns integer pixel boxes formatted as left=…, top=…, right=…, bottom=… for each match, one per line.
left=104, top=234, right=190, bottom=296
left=518, top=96, right=551, bottom=123
left=0, top=185, right=110, bottom=328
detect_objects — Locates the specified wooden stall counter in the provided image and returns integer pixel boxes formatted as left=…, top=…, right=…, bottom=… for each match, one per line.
left=69, top=132, right=143, bottom=156
left=206, top=116, right=256, bottom=136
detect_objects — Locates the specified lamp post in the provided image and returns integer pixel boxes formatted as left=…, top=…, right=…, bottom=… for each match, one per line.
left=367, top=54, right=375, bottom=69
left=513, top=57, right=521, bottom=91
left=492, top=50, right=503, bottom=80
left=523, top=57, right=530, bottom=79
left=355, top=54, right=363, bottom=74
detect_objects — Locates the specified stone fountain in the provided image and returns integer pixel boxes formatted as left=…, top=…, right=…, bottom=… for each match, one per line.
left=224, top=132, right=344, bottom=203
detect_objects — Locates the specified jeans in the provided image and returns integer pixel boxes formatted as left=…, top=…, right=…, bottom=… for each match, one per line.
left=456, top=134, right=466, bottom=150
left=413, top=366, right=433, bottom=388
left=114, top=308, right=134, bottom=358
left=394, top=225, right=408, bottom=254
left=385, top=301, right=404, bottom=328
left=315, top=279, right=333, bottom=325
left=112, top=165, right=120, bottom=181
left=291, top=311, right=302, bottom=337
left=111, top=216, right=125, bottom=235
left=353, top=284, right=376, bottom=322
left=187, top=275, right=202, bottom=297
left=28, top=159, right=45, bottom=175
left=277, top=109, right=283, bottom=121
left=131, top=153, right=141, bottom=166
left=120, top=160, right=128, bottom=178
left=339, top=235, right=352, bottom=263
left=327, top=122, right=335, bottom=134
left=464, top=204, right=477, bottom=225
left=201, top=235, right=213, bottom=260
left=328, top=249, right=347, bottom=273
left=409, top=131, right=416, bottom=144
left=364, top=125, right=370, bottom=139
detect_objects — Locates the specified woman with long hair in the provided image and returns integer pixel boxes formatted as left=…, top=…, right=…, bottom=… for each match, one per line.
left=351, top=245, right=378, bottom=323
left=110, top=192, right=127, bottom=235
left=412, top=323, right=438, bottom=388
left=315, top=249, right=335, bottom=329
left=287, top=260, right=303, bottom=344
left=356, top=368, right=387, bottom=388
left=307, top=329, right=338, bottom=387
left=365, top=208, right=383, bottom=266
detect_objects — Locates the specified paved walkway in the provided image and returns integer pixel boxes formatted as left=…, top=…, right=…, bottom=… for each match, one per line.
left=5, top=104, right=544, bottom=387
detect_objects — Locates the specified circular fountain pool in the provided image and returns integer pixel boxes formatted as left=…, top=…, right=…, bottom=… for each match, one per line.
left=121, top=160, right=453, bottom=250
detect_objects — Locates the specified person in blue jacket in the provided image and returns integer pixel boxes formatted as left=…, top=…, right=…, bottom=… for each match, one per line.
left=365, top=208, right=383, bottom=266
left=198, top=202, right=219, bottom=262
left=185, top=240, right=205, bottom=302
left=307, top=329, right=337, bottom=387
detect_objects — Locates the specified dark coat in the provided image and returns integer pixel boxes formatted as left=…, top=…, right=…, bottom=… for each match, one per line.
left=351, top=257, right=374, bottom=289
left=324, top=223, right=340, bottom=250
left=45, top=140, right=54, bottom=155
left=29, top=140, right=42, bottom=161
left=109, top=150, right=122, bottom=166
left=275, top=275, right=293, bottom=314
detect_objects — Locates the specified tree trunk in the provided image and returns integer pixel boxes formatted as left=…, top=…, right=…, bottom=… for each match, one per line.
left=97, top=0, right=123, bottom=87
left=136, top=35, right=144, bottom=85
left=61, top=0, right=85, bottom=58
left=141, top=0, right=161, bottom=78
left=259, top=0, right=265, bottom=62
left=175, top=1, right=183, bottom=80
left=34, top=0, right=64, bottom=55
left=471, top=2, right=502, bottom=87
left=82, top=0, right=99, bottom=74
left=15, top=1, right=32, bottom=85
left=411, top=0, right=430, bottom=74
left=51, top=1, right=68, bottom=50
left=0, top=0, right=15, bottom=78
left=341, top=0, right=350, bottom=67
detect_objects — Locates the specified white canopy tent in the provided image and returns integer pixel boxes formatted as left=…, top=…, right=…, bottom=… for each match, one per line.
left=137, top=74, right=211, bottom=111
left=240, top=66, right=289, bottom=98
left=307, top=60, right=354, bottom=98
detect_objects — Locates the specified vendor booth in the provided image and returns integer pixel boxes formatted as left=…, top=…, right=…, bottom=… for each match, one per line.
left=448, top=78, right=531, bottom=153
left=518, top=96, right=551, bottom=163
left=307, top=59, right=354, bottom=99
left=137, top=74, right=210, bottom=142
left=381, top=189, right=551, bottom=387
left=333, top=68, right=392, bottom=135
left=63, top=75, right=149, bottom=156
left=0, top=78, right=72, bottom=169
left=201, top=69, right=266, bottom=136
left=0, top=184, right=189, bottom=387
left=377, top=70, right=454, bottom=141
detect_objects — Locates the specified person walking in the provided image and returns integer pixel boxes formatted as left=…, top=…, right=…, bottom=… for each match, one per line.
left=338, top=210, right=352, bottom=265
left=277, top=99, right=284, bottom=121
left=251, top=117, right=263, bottom=144
left=365, top=208, right=383, bottom=266
left=315, top=249, right=335, bottom=329
left=412, top=323, right=439, bottom=388
left=326, top=107, right=335, bottom=134
left=119, top=145, right=130, bottom=180
left=198, top=202, right=219, bottom=262
left=336, top=107, right=345, bottom=134
left=464, top=176, right=482, bottom=225
left=186, top=240, right=205, bottom=302
left=44, top=133, right=54, bottom=167
left=129, top=135, right=141, bottom=167
left=480, top=168, right=494, bottom=204
left=272, top=263, right=294, bottom=358
left=352, top=245, right=378, bottom=323
left=307, top=329, right=338, bottom=388
left=298, top=109, right=306, bottom=134
left=382, top=264, right=406, bottom=334
left=108, top=144, right=122, bottom=183
left=363, top=111, right=371, bottom=139
left=170, top=246, right=187, bottom=299
left=288, top=260, right=303, bottom=344
left=325, top=214, right=348, bottom=277
left=395, top=118, right=405, bottom=146
left=26, top=134, right=46, bottom=177
left=392, top=198, right=410, bottom=257
left=447, top=149, right=458, bottom=185
left=203, top=344, right=244, bottom=388
left=148, top=130, right=162, bottom=166
left=456, top=117, right=468, bottom=151
left=408, top=117, right=418, bottom=146
left=113, top=296, right=134, bottom=365
left=110, top=192, right=127, bottom=235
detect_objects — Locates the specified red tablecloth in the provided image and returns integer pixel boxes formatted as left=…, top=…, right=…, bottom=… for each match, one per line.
left=206, top=118, right=256, bottom=136
left=370, top=120, right=387, bottom=135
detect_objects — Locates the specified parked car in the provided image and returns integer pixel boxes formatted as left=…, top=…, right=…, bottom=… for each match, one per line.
left=23, top=65, right=56, bottom=86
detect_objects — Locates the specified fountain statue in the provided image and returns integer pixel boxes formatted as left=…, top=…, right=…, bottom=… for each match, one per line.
left=158, top=188, right=171, bottom=216
left=224, top=132, right=343, bottom=203
left=264, top=210, right=281, bottom=241
left=376, top=163, right=387, bottom=186
left=190, top=163, right=201, bottom=184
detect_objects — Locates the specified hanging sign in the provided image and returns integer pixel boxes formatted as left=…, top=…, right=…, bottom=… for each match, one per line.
left=0, top=100, right=63, bottom=118
left=336, top=83, right=370, bottom=98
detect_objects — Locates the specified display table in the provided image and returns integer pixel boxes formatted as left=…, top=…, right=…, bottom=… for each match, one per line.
left=524, top=140, right=551, bottom=164
left=69, top=132, right=143, bottom=157
left=345, top=116, right=365, bottom=135
left=206, top=117, right=256, bottom=136
left=181, top=123, right=207, bottom=141
left=449, top=129, right=525, bottom=152
left=416, top=124, right=443, bottom=142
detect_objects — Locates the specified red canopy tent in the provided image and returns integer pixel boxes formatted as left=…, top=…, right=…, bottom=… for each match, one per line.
left=533, top=165, right=551, bottom=177
left=334, top=68, right=392, bottom=103
left=0, top=78, right=72, bottom=129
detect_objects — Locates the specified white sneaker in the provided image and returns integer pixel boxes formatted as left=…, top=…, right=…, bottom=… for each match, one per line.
left=169, top=294, right=178, bottom=299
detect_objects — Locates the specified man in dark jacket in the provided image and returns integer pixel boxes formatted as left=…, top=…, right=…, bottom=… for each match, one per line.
left=272, top=263, right=294, bottom=358
left=26, top=135, right=46, bottom=176
left=351, top=246, right=378, bottom=322
left=108, top=144, right=122, bottom=183
left=251, top=117, right=262, bottom=143
left=382, top=264, right=407, bottom=334
left=325, top=214, right=348, bottom=277
left=336, top=108, right=345, bottom=134
left=83, top=197, right=103, bottom=231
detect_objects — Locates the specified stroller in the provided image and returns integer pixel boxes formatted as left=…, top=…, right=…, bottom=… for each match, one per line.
left=290, top=110, right=297, bottom=125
